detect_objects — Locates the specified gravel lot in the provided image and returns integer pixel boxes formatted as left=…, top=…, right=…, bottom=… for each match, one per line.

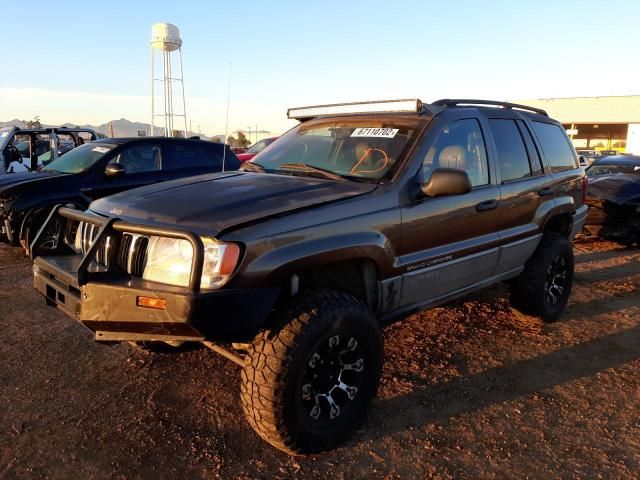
left=1, top=239, right=638, bottom=479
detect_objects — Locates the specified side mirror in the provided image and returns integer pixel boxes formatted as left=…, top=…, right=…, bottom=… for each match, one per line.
left=419, top=168, right=472, bottom=198
left=105, top=162, right=125, bottom=177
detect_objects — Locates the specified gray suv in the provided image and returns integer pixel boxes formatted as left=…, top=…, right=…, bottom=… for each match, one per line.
left=32, top=99, right=588, bottom=454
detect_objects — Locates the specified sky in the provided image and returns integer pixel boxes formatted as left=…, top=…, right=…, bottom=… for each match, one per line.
left=1, top=0, right=640, bottom=138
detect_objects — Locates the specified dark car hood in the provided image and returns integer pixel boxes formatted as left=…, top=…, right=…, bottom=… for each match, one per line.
left=0, top=171, right=67, bottom=193
left=587, top=174, right=640, bottom=206
left=90, top=172, right=377, bottom=236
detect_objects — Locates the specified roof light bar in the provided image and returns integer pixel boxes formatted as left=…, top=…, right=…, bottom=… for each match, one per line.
left=287, top=99, right=423, bottom=120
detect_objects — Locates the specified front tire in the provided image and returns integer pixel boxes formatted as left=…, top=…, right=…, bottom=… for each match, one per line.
left=240, top=290, right=383, bottom=454
left=20, top=207, right=64, bottom=254
left=510, top=232, right=574, bottom=322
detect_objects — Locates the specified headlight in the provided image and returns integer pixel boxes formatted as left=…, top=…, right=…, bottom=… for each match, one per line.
left=142, top=236, right=240, bottom=290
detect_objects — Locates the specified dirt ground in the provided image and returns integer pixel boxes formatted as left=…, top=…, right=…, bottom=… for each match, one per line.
left=0, top=239, right=638, bottom=479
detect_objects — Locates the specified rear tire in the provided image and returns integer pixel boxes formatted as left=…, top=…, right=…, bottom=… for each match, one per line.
left=509, top=232, right=574, bottom=322
left=240, top=290, right=383, bottom=454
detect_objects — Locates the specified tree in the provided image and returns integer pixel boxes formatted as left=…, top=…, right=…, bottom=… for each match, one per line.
left=236, top=131, right=251, bottom=148
left=23, top=116, right=42, bottom=129
left=226, top=132, right=251, bottom=148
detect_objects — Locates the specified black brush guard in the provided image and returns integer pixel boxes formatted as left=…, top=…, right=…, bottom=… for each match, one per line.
left=30, top=206, right=279, bottom=343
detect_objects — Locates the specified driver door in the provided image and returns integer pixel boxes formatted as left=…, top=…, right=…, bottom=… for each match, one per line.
left=398, top=118, right=501, bottom=308
left=84, top=142, right=164, bottom=200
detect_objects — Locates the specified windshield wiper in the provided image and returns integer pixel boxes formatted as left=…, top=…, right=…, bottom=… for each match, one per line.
left=277, top=163, right=346, bottom=181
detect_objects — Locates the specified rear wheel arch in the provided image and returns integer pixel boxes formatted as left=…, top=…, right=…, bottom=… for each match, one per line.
left=542, top=212, right=573, bottom=237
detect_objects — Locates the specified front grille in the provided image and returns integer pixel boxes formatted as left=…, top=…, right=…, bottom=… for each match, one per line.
left=77, top=222, right=147, bottom=276
left=78, top=221, right=112, bottom=269
left=116, top=233, right=149, bottom=276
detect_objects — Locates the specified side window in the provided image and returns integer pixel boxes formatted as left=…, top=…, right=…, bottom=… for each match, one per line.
left=115, top=144, right=161, bottom=174
left=515, top=120, right=543, bottom=175
left=421, top=119, right=489, bottom=187
left=489, top=119, right=531, bottom=182
left=11, top=134, right=31, bottom=160
left=165, top=143, right=221, bottom=170
left=531, top=121, right=578, bottom=172
left=35, top=133, right=52, bottom=168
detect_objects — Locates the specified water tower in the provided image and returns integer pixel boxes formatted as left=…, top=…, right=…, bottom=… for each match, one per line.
left=150, top=22, right=188, bottom=137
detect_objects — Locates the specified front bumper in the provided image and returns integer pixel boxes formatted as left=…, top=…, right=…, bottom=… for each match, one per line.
left=31, top=206, right=280, bottom=343
left=34, top=254, right=279, bottom=342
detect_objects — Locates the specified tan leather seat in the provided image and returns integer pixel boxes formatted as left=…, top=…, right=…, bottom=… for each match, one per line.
left=438, top=145, right=465, bottom=169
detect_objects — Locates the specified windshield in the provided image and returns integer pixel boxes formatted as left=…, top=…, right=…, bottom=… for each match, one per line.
left=252, top=117, right=423, bottom=181
left=42, top=143, right=116, bottom=174
left=246, top=138, right=274, bottom=154
left=587, top=163, right=640, bottom=177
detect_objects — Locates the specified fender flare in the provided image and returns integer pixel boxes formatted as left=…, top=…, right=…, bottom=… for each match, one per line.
left=247, top=232, right=396, bottom=286
left=536, top=196, right=577, bottom=234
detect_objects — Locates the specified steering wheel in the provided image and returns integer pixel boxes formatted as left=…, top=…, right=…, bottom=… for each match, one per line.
left=350, top=148, right=390, bottom=176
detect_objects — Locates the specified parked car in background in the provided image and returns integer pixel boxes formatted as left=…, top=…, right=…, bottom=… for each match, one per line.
left=236, top=137, right=279, bottom=162
left=0, top=127, right=103, bottom=174
left=584, top=155, right=640, bottom=245
left=31, top=98, right=586, bottom=454
left=231, top=146, right=247, bottom=154
left=0, top=137, right=239, bottom=250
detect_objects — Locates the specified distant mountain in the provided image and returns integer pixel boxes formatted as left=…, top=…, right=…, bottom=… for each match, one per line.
left=0, top=118, right=220, bottom=141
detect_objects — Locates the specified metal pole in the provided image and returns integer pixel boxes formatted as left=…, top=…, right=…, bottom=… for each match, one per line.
left=180, top=48, right=188, bottom=138
left=202, top=341, right=245, bottom=367
left=222, top=62, right=232, bottom=172
left=150, top=47, right=155, bottom=136
left=163, top=50, right=169, bottom=137
left=168, top=50, right=174, bottom=136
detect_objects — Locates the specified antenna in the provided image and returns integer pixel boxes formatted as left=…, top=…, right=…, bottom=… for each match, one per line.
left=222, top=62, right=232, bottom=172
left=150, top=23, right=188, bottom=137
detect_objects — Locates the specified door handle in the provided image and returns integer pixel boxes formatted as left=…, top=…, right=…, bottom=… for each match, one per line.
left=538, top=186, right=554, bottom=196
left=476, top=199, right=498, bottom=212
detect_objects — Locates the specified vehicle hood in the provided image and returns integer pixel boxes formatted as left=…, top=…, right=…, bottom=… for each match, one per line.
left=587, top=174, right=640, bottom=207
left=89, top=171, right=377, bottom=236
left=0, top=171, right=68, bottom=195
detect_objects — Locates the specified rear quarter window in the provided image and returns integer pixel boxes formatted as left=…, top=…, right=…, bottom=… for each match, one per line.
left=531, top=121, right=578, bottom=172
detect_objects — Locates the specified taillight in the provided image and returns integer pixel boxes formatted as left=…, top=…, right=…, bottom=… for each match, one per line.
left=582, top=175, right=588, bottom=204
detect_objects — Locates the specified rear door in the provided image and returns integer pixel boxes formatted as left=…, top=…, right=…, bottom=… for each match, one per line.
left=398, top=116, right=501, bottom=308
left=487, top=116, right=552, bottom=275
left=529, top=120, right=583, bottom=207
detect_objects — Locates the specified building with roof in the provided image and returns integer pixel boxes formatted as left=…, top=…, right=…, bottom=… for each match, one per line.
left=513, top=96, right=640, bottom=154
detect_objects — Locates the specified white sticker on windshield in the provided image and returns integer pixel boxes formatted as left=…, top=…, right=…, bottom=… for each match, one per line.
left=634, top=166, right=640, bottom=171
left=0, top=132, right=8, bottom=138
left=92, top=146, right=110, bottom=153
left=351, top=127, right=399, bottom=138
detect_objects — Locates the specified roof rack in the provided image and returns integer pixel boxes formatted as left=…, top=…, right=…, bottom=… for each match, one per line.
left=432, top=99, right=548, bottom=117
